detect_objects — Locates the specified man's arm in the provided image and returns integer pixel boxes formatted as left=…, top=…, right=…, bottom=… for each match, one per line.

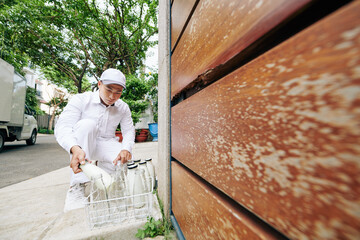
left=54, top=95, right=83, bottom=153
left=113, top=104, right=135, bottom=165
left=54, top=95, right=87, bottom=172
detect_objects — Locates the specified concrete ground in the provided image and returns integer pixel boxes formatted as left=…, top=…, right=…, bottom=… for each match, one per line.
left=0, top=142, right=166, bottom=240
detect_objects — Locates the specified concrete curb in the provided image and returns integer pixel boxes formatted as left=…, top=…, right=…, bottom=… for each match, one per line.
left=0, top=142, right=164, bottom=240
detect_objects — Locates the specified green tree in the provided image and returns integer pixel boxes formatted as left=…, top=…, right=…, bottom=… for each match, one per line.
left=25, top=86, right=44, bottom=115
left=0, top=0, right=30, bottom=74
left=46, top=95, right=68, bottom=130
left=146, top=71, right=158, bottom=123
left=0, top=0, right=158, bottom=93
left=0, top=0, right=91, bottom=93
left=121, top=74, right=150, bottom=125
left=41, top=66, right=91, bottom=95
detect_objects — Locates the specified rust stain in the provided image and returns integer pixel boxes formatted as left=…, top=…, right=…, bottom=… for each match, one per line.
left=172, top=2, right=360, bottom=239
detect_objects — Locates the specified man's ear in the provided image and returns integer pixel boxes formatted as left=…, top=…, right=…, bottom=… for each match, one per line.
left=98, top=81, right=102, bottom=87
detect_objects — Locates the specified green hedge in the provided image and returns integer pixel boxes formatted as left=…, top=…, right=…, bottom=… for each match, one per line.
left=38, top=128, right=54, bottom=134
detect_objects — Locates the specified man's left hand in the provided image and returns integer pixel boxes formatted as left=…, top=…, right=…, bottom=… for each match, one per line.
left=113, top=150, right=132, bottom=165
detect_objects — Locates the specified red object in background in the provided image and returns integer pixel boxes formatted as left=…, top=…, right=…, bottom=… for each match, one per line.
left=117, top=129, right=149, bottom=142
left=115, top=131, right=123, bottom=142
left=135, top=129, right=149, bottom=142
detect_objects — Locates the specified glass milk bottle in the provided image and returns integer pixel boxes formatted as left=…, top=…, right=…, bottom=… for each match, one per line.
left=126, top=164, right=145, bottom=208
left=79, top=161, right=113, bottom=191
left=110, top=164, right=126, bottom=198
left=139, top=161, right=151, bottom=192
left=126, top=164, right=137, bottom=205
left=133, top=168, right=146, bottom=209
left=145, top=158, right=155, bottom=190
left=106, top=164, right=127, bottom=220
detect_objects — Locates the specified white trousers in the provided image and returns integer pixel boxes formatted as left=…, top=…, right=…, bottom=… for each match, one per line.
left=69, top=119, right=123, bottom=185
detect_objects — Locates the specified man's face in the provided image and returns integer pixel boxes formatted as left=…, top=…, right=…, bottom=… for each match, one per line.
left=98, top=81, right=124, bottom=106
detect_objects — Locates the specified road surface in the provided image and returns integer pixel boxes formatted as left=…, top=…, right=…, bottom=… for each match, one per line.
left=0, top=134, right=69, bottom=188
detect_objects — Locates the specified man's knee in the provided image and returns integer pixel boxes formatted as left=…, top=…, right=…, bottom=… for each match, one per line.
left=74, top=119, right=97, bottom=131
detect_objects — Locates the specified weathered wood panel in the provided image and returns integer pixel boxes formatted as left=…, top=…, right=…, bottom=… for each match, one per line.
left=172, top=161, right=285, bottom=240
left=171, top=2, right=360, bottom=239
left=171, top=0, right=197, bottom=51
left=171, top=0, right=312, bottom=99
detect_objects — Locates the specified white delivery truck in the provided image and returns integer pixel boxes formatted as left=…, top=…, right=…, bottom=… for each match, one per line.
left=0, top=58, right=38, bottom=152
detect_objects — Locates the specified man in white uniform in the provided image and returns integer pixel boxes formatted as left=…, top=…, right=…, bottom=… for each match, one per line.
left=55, top=68, right=135, bottom=212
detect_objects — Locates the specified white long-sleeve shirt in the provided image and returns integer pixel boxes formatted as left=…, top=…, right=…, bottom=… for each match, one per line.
left=54, top=91, right=135, bottom=154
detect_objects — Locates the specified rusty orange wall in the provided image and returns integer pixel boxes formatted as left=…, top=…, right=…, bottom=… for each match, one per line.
left=171, top=0, right=360, bottom=239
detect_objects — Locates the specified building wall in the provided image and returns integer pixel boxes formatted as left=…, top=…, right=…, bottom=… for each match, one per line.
left=157, top=0, right=171, bottom=220
left=23, top=67, right=36, bottom=88
left=170, top=0, right=360, bottom=239
left=135, top=106, right=154, bottom=129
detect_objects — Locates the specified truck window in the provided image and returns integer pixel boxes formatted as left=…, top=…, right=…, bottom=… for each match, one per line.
left=25, top=105, right=31, bottom=115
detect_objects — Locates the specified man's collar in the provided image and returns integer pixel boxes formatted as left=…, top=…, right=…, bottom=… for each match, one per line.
left=91, top=91, right=101, bottom=104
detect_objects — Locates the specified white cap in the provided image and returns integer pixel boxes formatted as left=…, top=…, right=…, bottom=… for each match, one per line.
left=100, top=68, right=126, bottom=89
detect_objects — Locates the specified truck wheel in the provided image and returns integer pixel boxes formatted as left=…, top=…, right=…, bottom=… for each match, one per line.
left=0, top=131, right=5, bottom=152
left=26, top=129, right=37, bottom=145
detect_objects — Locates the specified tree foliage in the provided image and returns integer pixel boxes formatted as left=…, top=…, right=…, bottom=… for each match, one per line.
left=25, top=86, right=44, bottom=115
left=121, top=74, right=150, bottom=125
left=1, top=0, right=158, bottom=126
left=46, top=95, right=68, bottom=130
left=146, top=71, right=158, bottom=123
left=0, top=0, right=158, bottom=94
left=0, top=0, right=30, bottom=74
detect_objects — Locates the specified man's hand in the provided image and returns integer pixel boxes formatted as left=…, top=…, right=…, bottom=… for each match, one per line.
left=70, top=145, right=87, bottom=174
left=113, top=150, right=132, bottom=165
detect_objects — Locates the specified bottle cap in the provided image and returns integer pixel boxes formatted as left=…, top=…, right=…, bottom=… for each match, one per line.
left=128, top=164, right=138, bottom=169
left=134, top=159, right=141, bottom=163
left=139, top=161, right=146, bottom=165
left=145, top=158, right=152, bottom=161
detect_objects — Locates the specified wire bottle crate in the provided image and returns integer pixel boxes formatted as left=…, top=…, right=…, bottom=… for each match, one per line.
left=84, top=166, right=154, bottom=229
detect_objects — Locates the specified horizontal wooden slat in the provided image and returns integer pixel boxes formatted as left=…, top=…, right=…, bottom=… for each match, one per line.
left=171, top=0, right=197, bottom=51
left=171, top=2, right=360, bottom=239
left=171, top=0, right=312, bottom=99
left=172, top=161, right=285, bottom=240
